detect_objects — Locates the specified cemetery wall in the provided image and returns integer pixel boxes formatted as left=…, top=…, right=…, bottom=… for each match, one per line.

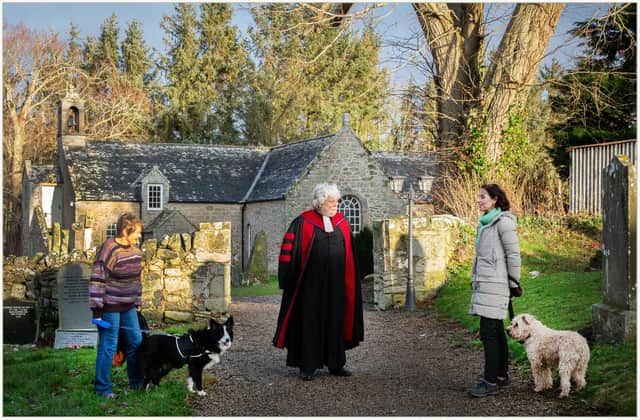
left=3, top=222, right=232, bottom=341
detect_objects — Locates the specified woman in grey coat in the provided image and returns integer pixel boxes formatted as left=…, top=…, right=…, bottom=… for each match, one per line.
left=468, top=184, right=521, bottom=398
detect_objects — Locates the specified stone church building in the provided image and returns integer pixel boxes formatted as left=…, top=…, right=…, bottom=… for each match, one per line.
left=22, top=91, right=437, bottom=282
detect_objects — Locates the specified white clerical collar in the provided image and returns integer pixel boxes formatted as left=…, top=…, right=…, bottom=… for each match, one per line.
left=322, top=216, right=334, bottom=232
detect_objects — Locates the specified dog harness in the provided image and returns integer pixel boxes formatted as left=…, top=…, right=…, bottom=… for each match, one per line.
left=175, top=334, right=210, bottom=360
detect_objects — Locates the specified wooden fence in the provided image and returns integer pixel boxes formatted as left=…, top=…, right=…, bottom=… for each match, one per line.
left=569, top=139, right=637, bottom=214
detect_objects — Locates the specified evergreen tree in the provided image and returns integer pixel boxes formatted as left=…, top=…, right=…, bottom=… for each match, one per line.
left=121, top=20, right=152, bottom=86
left=547, top=3, right=636, bottom=177
left=244, top=4, right=389, bottom=146
left=82, top=35, right=99, bottom=75
left=67, top=23, right=83, bottom=66
left=97, top=14, right=121, bottom=73
left=197, top=3, right=249, bottom=143
left=157, top=3, right=248, bottom=143
left=157, top=3, right=201, bottom=142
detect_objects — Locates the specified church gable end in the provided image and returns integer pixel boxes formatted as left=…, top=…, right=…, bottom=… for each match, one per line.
left=284, top=114, right=406, bottom=229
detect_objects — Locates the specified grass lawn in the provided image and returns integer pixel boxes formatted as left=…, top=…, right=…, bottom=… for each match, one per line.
left=231, top=275, right=280, bottom=297
left=3, top=346, right=194, bottom=416
left=435, top=216, right=636, bottom=415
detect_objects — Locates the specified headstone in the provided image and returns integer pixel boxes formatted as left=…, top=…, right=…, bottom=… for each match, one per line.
left=243, top=231, right=268, bottom=285
left=3, top=298, right=39, bottom=344
left=54, top=263, right=98, bottom=348
left=592, top=155, right=637, bottom=343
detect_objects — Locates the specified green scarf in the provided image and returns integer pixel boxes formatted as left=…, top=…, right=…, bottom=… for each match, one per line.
left=475, top=207, right=501, bottom=249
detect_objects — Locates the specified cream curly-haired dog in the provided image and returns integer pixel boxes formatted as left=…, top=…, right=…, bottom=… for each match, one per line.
left=507, top=314, right=590, bottom=398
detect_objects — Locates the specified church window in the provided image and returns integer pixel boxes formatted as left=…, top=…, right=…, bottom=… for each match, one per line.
left=106, top=223, right=117, bottom=239
left=148, top=184, right=163, bottom=210
left=338, top=195, right=362, bottom=234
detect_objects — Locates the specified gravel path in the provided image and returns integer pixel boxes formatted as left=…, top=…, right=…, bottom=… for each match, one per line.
left=192, top=295, right=605, bottom=416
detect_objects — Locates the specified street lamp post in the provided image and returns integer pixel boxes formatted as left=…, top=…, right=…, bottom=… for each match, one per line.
left=405, top=184, right=416, bottom=311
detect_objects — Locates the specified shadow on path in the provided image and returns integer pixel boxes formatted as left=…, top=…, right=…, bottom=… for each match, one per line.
left=191, top=295, right=605, bottom=416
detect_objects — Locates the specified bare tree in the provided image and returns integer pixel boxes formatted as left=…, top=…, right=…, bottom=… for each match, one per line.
left=326, top=3, right=564, bottom=166
left=3, top=24, right=69, bottom=197
left=3, top=25, right=71, bottom=254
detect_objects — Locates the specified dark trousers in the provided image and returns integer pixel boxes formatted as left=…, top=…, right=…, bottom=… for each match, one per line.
left=479, top=316, right=509, bottom=383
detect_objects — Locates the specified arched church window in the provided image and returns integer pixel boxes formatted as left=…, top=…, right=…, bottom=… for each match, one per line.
left=338, top=195, right=361, bottom=234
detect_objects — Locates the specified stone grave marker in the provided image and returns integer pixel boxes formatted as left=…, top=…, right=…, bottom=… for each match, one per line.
left=592, top=155, right=637, bottom=343
left=3, top=298, right=39, bottom=345
left=54, top=262, right=98, bottom=348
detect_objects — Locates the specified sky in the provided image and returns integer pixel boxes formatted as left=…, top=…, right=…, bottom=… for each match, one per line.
left=2, top=2, right=612, bottom=89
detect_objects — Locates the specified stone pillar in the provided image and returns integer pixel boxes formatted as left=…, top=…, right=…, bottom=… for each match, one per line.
left=372, top=215, right=460, bottom=309
left=592, top=155, right=637, bottom=343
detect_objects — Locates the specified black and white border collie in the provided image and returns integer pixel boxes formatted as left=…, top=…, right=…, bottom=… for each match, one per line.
left=138, top=317, right=234, bottom=396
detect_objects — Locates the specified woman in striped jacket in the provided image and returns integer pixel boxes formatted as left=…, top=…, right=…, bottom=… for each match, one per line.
left=89, top=213, right=144, bottom=398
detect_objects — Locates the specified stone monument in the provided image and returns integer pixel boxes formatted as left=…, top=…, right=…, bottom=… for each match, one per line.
left=54, top=262, right=98, bottom=348
left=3, top=298, right=39, bottom=345
left=592, top=155, right=637, bottom=343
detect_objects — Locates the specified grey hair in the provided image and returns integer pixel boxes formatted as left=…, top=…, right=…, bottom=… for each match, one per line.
left=312, top=183, right=341, bottom=209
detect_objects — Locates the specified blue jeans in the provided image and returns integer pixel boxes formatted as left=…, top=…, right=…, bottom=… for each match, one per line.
left=95, top=308, right=144, bottom=395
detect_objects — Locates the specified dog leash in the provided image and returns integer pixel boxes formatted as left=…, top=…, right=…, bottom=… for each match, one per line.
left=102, top=324, right=175, bottom=336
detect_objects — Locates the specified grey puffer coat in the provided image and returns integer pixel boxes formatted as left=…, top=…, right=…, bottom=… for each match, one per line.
left=469, top=211, right=521, bottom=320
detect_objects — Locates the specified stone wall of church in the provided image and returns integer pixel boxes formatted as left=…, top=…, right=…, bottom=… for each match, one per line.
left=286, top=127, right=406, bottom=231
left=74, top=201, right=140, bottom=249
left=243, top=200, right=287, bottom=273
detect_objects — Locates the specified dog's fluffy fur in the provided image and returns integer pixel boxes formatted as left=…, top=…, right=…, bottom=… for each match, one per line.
left=507, top=313, right=590, bottom=398
left=138, top=317, right=233, bottom=396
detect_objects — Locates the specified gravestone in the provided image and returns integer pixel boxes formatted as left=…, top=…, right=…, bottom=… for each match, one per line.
left=592, top=155, right=637, bottom=343
left=54, top=263, right=98, bottom=348
left=3, top=298, right=39, bottom=344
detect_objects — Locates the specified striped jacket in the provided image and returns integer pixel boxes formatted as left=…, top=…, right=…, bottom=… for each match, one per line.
left=89, top=238, right=143, bottom=318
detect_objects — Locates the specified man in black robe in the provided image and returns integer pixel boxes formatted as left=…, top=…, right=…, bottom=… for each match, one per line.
left=273, top=183, right=364, bottom=381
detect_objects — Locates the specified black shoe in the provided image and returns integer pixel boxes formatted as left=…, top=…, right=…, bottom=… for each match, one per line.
left=300, top=369, right=315, bottom=381
left=497, top=376, right=509, bottom=388
left=468, top=379, right=498, bottom=397
left=329, top=367, right=352, bottom=377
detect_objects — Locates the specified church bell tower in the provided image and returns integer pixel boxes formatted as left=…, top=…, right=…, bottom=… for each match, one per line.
left=57, top=86, right=86, bottom=138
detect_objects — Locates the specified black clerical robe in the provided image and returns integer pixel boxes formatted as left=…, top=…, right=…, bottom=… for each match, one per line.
left=272, top=210, right=364, bottom=370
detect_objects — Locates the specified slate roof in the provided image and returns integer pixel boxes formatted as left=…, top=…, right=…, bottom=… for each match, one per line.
left=245, top=135, right=334, bottom=202
left=27, top=163, right=62, bottom=185
left=63, top=141, right=267, bottom=202
left=60, top=132, right=437, bottom=204
left=144, top=209, right=197, bottom=232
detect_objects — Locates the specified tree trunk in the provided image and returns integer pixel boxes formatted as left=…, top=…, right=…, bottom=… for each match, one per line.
left=9, top=112, right=26, bottom=196
left=413, top=3, right=483, bottom=161
left=482, top=3, right=564, bottom=163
